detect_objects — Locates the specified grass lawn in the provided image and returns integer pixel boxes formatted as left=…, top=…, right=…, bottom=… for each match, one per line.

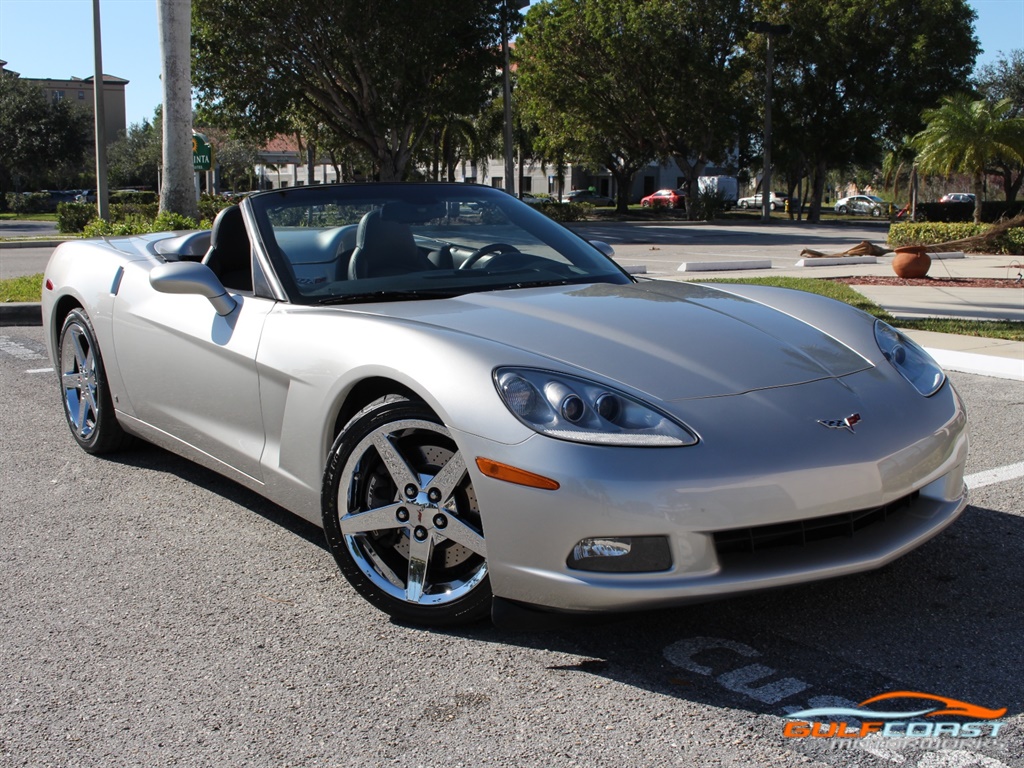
left=0, top=213, right=58, bottom=222
left=2, top=272, right=1021, bottom=341
left=695, top=276, right=1024, bottom=342
left=0, top=274, right=43, bottom=303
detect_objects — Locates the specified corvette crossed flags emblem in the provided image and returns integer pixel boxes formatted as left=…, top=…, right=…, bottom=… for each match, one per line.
left=817, top=413, right=862, bottom=433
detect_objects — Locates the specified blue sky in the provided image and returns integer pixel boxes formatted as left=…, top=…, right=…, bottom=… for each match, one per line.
left=1, top=0, right=1021, bottom=130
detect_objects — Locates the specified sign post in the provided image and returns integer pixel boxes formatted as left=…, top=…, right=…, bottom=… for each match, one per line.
left=192, top=131, right=213, bottom=201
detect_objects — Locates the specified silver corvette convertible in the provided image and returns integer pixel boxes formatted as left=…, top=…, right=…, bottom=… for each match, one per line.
left=42, top=183, right=968, bottom=626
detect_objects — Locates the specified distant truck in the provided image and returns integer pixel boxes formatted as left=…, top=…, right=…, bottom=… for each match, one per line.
left=697, top=176, right=739, bottom=210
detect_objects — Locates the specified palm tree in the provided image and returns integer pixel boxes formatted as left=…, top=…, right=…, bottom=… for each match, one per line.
left=157, top=0, right=198, bottom=219
left=881, top=137, right=915, bottom=206
left=911, top=95, right=1024, bottom=223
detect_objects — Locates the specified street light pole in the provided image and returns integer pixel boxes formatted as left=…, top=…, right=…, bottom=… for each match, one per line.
left=91, top=0, right=109, bottom=221
left=751, top=21, right=791, bottom=223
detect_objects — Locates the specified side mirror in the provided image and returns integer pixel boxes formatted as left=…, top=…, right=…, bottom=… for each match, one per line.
left=150, top=261, right=237, bottom=316
left=589, top=240, right=615, bottom=259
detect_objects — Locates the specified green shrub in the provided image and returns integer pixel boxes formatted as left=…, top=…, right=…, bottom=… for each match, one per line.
left=57, top=202, right=96, bottom=233
left=888, top=222, right=1024, bottom=254
left=198, top=194, right=235, bottom=221
left=152, top=211, right=199, bottom=231
left=82, top=215, right=154, bottom=238
left=541, top=202, right=593, bottom=222
left=1002, top=228, right=1024, bottom=255
left=5, top=192, right=50, bottom=214
left=691, top=188, right=725, bottom=222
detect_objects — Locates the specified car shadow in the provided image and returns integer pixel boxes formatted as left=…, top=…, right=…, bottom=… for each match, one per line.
left=101, top=444, right=1023, bottom=720
left=443, top=503, right=1024, bottom=720
left=104, top=441, right=329, bottom=551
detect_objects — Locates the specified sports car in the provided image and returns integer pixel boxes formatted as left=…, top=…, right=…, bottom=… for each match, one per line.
left=41, top=183, right=969, bottom=627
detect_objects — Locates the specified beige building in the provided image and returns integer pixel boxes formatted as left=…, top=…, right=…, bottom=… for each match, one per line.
left=1, top=60, right=128, bottom=143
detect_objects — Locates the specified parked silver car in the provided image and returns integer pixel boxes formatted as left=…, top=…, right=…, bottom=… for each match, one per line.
left=835, top=194, right=885, bottom=216
left=42, top=183, right=968, bottom=627
left=737, top=192, right=789, bottom=210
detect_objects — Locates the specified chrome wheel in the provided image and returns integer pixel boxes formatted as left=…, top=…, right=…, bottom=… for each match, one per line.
left=60, top=317, right=100, bottom=441
left=322, top=398, right=490, bottom=625
left=57, top=309, right=131, bottom=454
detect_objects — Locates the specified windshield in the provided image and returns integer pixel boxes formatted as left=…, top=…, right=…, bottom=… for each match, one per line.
left=246, top=183, right=630, bottom=304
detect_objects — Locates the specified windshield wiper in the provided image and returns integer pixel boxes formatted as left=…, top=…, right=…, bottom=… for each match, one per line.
left=316, top=288, right=462, bottom=305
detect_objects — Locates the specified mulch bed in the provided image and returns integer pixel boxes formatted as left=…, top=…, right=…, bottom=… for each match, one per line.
left=830, top=276, right=1023, bottom=289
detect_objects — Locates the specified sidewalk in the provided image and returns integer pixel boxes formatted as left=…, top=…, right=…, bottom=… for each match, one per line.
left=669, top=251, right=1024, bottom=381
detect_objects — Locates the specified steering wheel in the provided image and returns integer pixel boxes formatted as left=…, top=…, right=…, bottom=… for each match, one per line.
left=459, top=242, right=521, bottom=269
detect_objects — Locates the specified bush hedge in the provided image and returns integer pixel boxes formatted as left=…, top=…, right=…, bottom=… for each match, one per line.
left=539, top=202, right=593, bottom=222
left=56, top=202, right=96, bottom=233
left=4, top=192, right=52, bottom=214
left=888, top=222, right=1024, bottom=255
left=56, top=193, right=233, bottom=234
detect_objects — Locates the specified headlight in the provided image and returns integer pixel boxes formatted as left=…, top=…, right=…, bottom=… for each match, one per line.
left=494, top=367, right=699, bottom=447
left=874, top=320, right=945, bottom=396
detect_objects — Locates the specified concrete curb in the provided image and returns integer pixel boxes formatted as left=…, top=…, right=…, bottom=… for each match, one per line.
left=0, top=303, right=42, bottom=326
left=924, top=348, right=1024, bottom=382
left=0, top=240, right=66, bottom=249
left=678, top=259, right=771, bottom=272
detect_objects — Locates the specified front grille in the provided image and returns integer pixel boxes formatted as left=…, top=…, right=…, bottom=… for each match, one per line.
left=713, top=492, right=919, bottom=557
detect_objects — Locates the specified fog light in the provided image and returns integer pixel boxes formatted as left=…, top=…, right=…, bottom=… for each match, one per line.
left=573, top=537, right=631, bottom=560
left=567, top=536, right=672, bottom=573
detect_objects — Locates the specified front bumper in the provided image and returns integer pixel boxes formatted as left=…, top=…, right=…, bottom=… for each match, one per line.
left=456, top=370, right=969, bottom=613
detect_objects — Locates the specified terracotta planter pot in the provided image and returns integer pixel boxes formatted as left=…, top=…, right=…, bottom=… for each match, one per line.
left=892, top=246, right=931, bottom=278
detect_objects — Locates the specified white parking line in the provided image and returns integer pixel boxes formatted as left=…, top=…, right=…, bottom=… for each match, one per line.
left=965, top=461, right=1024, bottom=490
left=25, top=367, right=54, bottom=374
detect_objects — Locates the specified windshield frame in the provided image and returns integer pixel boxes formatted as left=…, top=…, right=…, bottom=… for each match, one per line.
left=245, top=182, right=632, bottom=305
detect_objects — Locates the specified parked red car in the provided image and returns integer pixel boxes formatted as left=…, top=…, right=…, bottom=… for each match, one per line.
left=640, top=189, right=686, bottom=208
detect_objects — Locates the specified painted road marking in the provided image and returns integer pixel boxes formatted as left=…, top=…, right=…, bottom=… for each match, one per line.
left=965, top=462, right=1024, bottom=490
left=25, top=367, right=54, bottom=374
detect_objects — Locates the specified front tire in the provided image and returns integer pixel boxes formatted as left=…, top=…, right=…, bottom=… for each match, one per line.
left=58, top=309, right=132, bottom=454
left=837, top=205, right=848, bottom=214
left=322, top=397, right=491, bottom=626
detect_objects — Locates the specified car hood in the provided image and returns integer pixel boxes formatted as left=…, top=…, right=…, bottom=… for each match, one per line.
left=357, top=280, right=872, bottom=401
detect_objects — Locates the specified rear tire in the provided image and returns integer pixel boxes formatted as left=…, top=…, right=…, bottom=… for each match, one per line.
left=58, top=309, right=132, bottom=454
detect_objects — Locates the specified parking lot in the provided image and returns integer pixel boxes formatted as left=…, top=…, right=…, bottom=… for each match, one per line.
left=1, top=323, right=1021, bottom=768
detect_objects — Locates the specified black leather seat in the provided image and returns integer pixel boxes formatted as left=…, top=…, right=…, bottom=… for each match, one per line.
left=348, top=208, right=435, bottom=280
left=202, top=205, right=252, bottom=291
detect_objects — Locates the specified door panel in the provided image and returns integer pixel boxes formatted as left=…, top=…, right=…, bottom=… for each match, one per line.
left=112, top=265, right=274, bottom=480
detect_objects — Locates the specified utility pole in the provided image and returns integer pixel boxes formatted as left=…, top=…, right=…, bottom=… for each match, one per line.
left=91, top=0, right=109, bottom=221
left=502, top=0, right=529, bottom=196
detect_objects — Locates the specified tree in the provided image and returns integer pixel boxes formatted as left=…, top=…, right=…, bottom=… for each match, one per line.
left=192, top=0, right=503, bottom=181
left=158, top=0, right=198, bottom=219
left=974, top=50, right=1024, bottom=201
left=975, top=50, right=1024, bottom=117
left=0, top=72, right=91, bottom=195
left=516, top=0, right=749, bottom=215
left=753, top=0, right=979, bottom=221
left=911, top=95, right=1024, bottom=222
left=108, top=111, right=162, bottom=189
